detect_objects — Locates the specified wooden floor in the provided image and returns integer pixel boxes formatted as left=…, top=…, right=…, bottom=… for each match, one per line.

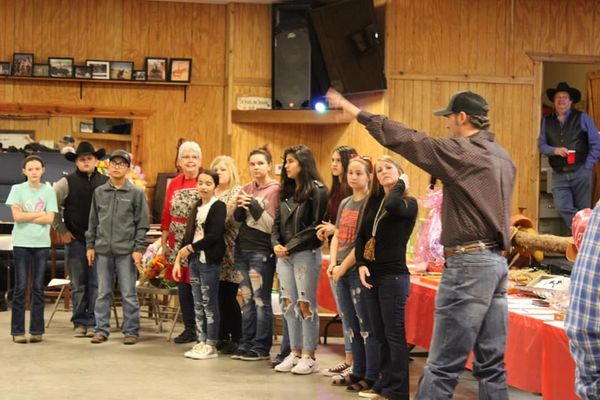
left=0, top=304, right=542, bottom=400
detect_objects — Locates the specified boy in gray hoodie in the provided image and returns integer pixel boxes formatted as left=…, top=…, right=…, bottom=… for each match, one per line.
left=86, top=150, right=149, bottom=345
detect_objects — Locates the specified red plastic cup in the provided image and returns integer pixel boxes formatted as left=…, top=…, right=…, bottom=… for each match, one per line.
left=567, top=150, right=576, bottom=165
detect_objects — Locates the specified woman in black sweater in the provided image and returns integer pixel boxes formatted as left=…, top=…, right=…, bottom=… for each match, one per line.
left=355, top=155, right=418, bottom=400
left=173, top=169, right=226, bottom=360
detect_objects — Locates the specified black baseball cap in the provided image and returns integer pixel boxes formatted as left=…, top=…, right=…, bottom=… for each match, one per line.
left=109, top=149, right=131, bottom=166
left=433, top=91, right=489, bottom=117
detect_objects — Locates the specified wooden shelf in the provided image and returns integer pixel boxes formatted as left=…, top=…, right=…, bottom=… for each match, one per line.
left=3, top=75, right=188, bottom=86
left=74, top=132, right=131, bottom=142
left=2, top=75, right=189, bottom=102
left=231, top=109, right=353, bottom=124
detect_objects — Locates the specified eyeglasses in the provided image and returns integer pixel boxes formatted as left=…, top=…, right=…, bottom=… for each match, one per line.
left=181, top=155, right=200, bottom=160
left=109, top=161, right=128, bottom=169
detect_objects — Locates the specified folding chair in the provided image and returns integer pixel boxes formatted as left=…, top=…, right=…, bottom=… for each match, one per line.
left=46, top=278, right=71, bottom=328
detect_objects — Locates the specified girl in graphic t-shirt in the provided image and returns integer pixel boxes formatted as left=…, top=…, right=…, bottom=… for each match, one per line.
left=327, top=156, right=379, bottom=392
left=173, top=169, right=226, bottom=360
left=7, top=155, right=58, bottom=344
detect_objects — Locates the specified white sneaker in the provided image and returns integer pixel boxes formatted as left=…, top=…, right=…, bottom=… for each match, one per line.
left=291, top=355, right=319, bottom=375
left=196, top=344, right=218, bottom=360
left=184, top=342, right=206, bottom=359
left=274, top=353, right=300, bottom=372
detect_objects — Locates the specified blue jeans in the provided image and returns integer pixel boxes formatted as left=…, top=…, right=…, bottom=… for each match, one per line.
left=416, top=249, right=509, bottom=400
left=364, top=274, right=410, bottom=400
left=276, top=249, right=321, bottom=352
left=329, top=277, right=352, bottom=353
left=66, top=240, right=97, bottom=328
left=336, top=270, right=380, bottom=381
left=552, top=166, right=592, bottom=228
left=189, top=256, right=220, bottom=346
left=236, top=250, right=275, bottom=355
left=11, top=247, right=49, bottom=336
left=95, top=254, right=140, bottom=337
left=277, top=317, right=291, bottom=359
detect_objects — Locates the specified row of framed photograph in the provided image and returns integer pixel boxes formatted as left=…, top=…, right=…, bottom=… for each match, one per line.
left=0, top=53, right=192, bottom=82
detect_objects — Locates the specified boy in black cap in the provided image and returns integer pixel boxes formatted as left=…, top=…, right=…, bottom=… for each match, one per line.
left=53, top=141, right=108, bottom=337
left=86, top=149, right=149, bottom=345
left=327, top=88, right=515, bottom=400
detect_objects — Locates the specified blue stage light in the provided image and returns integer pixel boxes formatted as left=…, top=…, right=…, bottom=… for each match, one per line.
left=314, top=101, right=327, bottom=113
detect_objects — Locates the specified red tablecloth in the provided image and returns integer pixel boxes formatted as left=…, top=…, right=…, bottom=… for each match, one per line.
left=405, top=277, right=577, bottom=399
left=405, top=278, right=436, bottom=349
left=541, top=322, right=578, bottom=400
left=317, top=257, right=338, bottom=313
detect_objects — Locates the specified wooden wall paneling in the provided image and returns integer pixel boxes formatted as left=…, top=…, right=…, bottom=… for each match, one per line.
left=191, top=3, right=227, bottom=82
left=11, top=80, right=82, bottom=104
left=233, top=3, right=271, bottom=81
left=231, top=123, right=323, bottom=184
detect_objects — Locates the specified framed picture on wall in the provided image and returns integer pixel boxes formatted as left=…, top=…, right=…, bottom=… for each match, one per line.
left=48, top=57, right=74, bottom=78
left=145, top=57, right=167, bottom=81
left=86, top=60, right=110, bottom=80
left=110, top=61, right=133, bottom=80
left=74, top=65, right=92, bottom=79
left=0, top=62, right=10, bottom=76
left=169, top=58, right=192, bottom=83
left=80, top=121, right=93, bottom=133
left=12, top=53, right=33, bottom=76
left=133, top=70, right=146, bottom=81
left=32, top=64, right=50, bottom=77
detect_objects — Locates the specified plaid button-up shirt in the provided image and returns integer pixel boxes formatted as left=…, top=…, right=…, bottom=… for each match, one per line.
left=566, top=203, right=600, bottom=399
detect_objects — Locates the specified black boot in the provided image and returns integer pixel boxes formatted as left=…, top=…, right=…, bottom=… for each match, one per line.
left=173, top=329, right=196, bottom=344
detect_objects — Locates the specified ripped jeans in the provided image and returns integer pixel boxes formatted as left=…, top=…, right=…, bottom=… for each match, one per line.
left=336, top=269, right=380, bottom=381
left=276, top=249, right=321, bottom=352
left=189, top=255, right=220, bottom=346
left=236, top=250, right=276, bottom=355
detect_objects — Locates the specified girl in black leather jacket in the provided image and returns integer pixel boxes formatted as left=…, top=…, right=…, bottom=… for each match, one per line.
left=272, top=144, right=328, bottom=375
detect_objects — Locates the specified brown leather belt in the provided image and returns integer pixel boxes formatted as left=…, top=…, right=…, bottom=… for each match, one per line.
left=444, top=241, right=499, bottom=258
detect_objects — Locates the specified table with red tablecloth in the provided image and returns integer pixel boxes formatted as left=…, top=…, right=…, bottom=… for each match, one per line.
left=405, top=276, right=577, bottom=399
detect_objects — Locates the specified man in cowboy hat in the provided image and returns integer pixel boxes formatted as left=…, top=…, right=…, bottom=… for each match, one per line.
left=53, top=141, right=108, bottom=337
left=538, top=81, right=600, bottom=229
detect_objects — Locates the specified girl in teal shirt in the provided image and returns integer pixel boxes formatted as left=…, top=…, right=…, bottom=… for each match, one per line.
left=6, top=155, right=57, bottom=343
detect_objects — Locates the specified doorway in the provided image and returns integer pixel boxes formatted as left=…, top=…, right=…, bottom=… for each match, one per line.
left=530, top=53, right=600, bottom=236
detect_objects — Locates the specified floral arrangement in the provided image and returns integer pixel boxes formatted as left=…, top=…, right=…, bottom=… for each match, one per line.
left=137, top=239, right=175, bottom=288
left=97, top=152, right=146, bottom=189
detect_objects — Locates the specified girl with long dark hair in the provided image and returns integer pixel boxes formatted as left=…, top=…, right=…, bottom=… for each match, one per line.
left=272, top=144, right=328, bottom=375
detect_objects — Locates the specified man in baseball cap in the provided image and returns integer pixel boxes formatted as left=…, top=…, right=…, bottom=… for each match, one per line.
left=327, top=87, right=515, bottom=400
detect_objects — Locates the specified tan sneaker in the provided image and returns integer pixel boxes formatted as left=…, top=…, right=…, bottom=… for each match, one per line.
left=29, top=334, right=43, bottom=343
left=73, top=326, right=87, bottom=337
left=90, top=333, right=107, bottom=343
left=12, top=335, right=27, bottom=344
left=123, top=335, right=138, bottom=345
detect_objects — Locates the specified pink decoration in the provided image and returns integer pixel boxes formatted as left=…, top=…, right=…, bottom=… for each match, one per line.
left=414, top=186, right=444, bottom=272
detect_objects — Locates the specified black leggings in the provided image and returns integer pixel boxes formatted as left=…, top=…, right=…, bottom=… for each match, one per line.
left=177, top=282, right=196, bottom=332
left=219, top=280, right=241, bottom=342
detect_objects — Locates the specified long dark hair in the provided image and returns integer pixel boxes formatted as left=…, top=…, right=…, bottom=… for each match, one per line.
left=280, top=144, right=324, bottom=202
left=328, top=145, right=357, bottom=204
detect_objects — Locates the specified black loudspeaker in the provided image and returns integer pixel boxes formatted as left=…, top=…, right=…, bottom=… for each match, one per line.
left=272, top=4, right=312, bottom=109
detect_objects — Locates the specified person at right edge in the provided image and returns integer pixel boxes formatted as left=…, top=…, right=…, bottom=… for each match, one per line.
left=538, top=81, right=600, bottom=229
left=327, top=88, right=516, bottom=400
